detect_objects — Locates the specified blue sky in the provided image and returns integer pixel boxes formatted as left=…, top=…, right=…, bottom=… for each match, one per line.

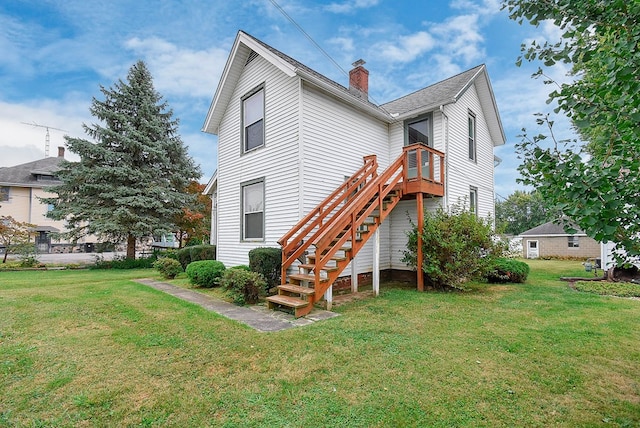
left=0, top=0, right=575, bottom=198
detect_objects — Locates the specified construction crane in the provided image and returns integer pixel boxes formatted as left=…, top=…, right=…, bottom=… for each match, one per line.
left=21, top=121, right=68, bottom=158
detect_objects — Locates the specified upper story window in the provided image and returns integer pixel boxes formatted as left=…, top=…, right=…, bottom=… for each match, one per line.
left=241, top=178, right=264, bottom=241
left=468, top=111, right=477, bottom=161
left=242, top=86, right=265, bottom=153
left=568, top=236, right=580, bottom=248
left=405, top=113, right=432, bottom=147
left=0, top=186, right=9, bottom=202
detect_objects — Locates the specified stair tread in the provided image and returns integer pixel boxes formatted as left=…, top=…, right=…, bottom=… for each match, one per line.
left=266, top=295, right=309, bottom=308
left=306, top=254, right=347, bottom=262
left=277, top=284, right=316, bottom=295
left=289, top=273, right=330, bottom=282
left=298, top=263, right=339, bottom=272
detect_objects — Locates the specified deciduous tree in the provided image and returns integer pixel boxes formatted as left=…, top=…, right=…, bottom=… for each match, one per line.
left=0, top=216, right=34, bottom=263
left=495, top=190, right=555, bottom=235
left=43, top=61, right=200, bottom=259
left=504, top=0, right=640, bottom=264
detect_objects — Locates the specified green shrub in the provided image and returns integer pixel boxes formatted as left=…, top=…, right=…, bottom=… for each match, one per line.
left=91, top=254, right=156, bottom=269
left=189, top=244, right=216, bottom=263
left=153, top=257, right=183, bottom=279
left=220, top=269, right=266, bottom=305
left=402, top=205, right=504, bottom=290
left=176, top=247, right=192, bottom=270
left=486, top=258, right=530, bottom=283
left=230, top=264, right=251, bottom=271
left=176, top=244, right=216, bottom=269
left=186, top=260, right=226, bottom=287
left=249, top=247, right=282, bottom=291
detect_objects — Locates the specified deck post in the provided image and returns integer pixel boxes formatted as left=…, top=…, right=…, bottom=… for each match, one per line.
left=373, top=228, right=380, bottom=296
left=417, top=193, right=424, bottom=291
left=324, top=285, right=333, bottom=311
left=351, top=254, right=358, bottom=293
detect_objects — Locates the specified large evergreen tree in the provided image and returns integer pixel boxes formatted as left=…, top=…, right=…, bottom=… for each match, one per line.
left=504, top=1, right=640, bottom=264
left=44, top=61, right=201, bottom=259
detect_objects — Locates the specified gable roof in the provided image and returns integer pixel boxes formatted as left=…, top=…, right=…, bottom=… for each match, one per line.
left=203, top=30, right=505, bottom=147
left=520, top=220, right=587, bottom=237
left=0, top=156, right=63, bottom=188
left=381, top=65, right=505, bottom=146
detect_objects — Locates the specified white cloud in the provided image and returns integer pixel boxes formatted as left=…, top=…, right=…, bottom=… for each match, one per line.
left=328, top=37, right=355, bottom=55
left=324, top=0, right=380, bottom=14
left=124, top=37, right=229, bottom=99
left=0, top=98, right=90, bottom=167
left=375, top=31, right=435, bottom=63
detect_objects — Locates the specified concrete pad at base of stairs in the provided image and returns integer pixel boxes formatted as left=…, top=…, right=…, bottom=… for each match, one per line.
left=134, top=279, right=340, bottom=332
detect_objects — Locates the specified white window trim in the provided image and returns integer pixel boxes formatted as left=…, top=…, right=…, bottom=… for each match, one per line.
left=469, top=186, right=478, bottom=215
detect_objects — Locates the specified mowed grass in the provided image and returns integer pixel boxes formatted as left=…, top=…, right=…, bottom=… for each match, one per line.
left=1, top=261, right=639, bottom=427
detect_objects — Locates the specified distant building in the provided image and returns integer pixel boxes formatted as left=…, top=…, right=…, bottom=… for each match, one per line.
left=0, top=147, right=97, bottom=253
left=519, top=220, right=600, bottom=259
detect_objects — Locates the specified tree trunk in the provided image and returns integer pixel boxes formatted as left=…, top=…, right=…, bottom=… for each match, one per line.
left=126, top=234, right=136, bottom=259
left=2, top=249, right=8, bottom=263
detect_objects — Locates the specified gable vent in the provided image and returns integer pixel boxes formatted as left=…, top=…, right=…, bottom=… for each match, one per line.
left=245, top=50, right=259, bottom=66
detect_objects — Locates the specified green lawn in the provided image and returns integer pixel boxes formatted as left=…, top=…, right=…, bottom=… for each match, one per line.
left=1, top=261, right=639, bottom=427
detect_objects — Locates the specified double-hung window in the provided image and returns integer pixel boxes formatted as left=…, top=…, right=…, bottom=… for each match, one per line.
left=242, top=87, right=264, bottom=152
left=469, top=186, right=478, bottom=215
left=568, top=236, right=580, bottom=248
left=241, top=179, right=264, bottom=241
left=468, top=111, right=476, bottom=161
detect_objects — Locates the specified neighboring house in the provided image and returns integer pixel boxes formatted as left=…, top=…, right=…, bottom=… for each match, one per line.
left=519, top=220, right=600, bottom=259
left=203, top=31, right=505, bottom=315
left=0, top=147, right=96, bottom=253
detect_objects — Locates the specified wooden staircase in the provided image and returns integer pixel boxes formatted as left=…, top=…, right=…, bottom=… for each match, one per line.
left=268, top=143, right=444, bottom=317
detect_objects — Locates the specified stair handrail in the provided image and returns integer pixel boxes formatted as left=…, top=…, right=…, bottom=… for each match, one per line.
left=278, top=155, right=378, bottom=281
left=311, top=144, right=445, bottom=294
left=313, top=152, right=406, bottom=273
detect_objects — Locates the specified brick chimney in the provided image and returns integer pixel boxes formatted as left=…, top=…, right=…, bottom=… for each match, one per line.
left=349, top=59, right=369, bottom=99
left=58, top=146, right=65, bottom=158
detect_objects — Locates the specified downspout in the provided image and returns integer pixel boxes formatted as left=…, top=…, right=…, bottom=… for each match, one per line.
left=440, top=105, right=449, bottom=209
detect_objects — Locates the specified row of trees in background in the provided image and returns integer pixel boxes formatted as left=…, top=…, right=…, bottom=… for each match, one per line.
left=494, top=190, right=556, bottom=236
left=503, top=0, right=640, bottom=264
left=43, top=61, right=203, bottom=259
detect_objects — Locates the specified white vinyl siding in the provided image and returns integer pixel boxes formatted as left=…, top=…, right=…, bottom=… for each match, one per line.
left=442, top=84, right=495, bottom=219
left=301, top=84, right=391, bottom=274
left=215, top=55, right=300, bottom=266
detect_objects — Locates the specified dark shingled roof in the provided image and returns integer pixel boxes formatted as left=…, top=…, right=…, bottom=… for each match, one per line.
left=0, top=156, right=64, bottom=187
left=240, top=31, right=382, bottom=110
left=520, top=220, right=586, bottom=236
left=380, top=65, right=484, bottom=116
left=241, top=31, right=484, bottom=118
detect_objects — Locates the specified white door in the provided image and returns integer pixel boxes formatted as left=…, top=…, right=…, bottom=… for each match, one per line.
left=527, top=240, right=539, bottom=259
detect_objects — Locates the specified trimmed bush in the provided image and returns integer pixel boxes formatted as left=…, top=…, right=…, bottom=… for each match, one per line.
left=176, top=244, right=216, bottom=269
left=220, top=269, right=267, bottom=305
left=190, top=244, right=216, bottom=263
left=153, top=257, right=183, bottom=279
left=186, top=260, right=226, bottom=287
left=248, top=247, right=282, bottom=291
left=230, top=264, right=251, bottom=271
left=92, top=255, right=156, bottom=270
left=486, top=258, right=530, bottom=283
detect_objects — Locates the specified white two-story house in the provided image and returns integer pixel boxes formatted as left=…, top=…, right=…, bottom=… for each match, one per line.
left=203, top=31, right=505, bottom=315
